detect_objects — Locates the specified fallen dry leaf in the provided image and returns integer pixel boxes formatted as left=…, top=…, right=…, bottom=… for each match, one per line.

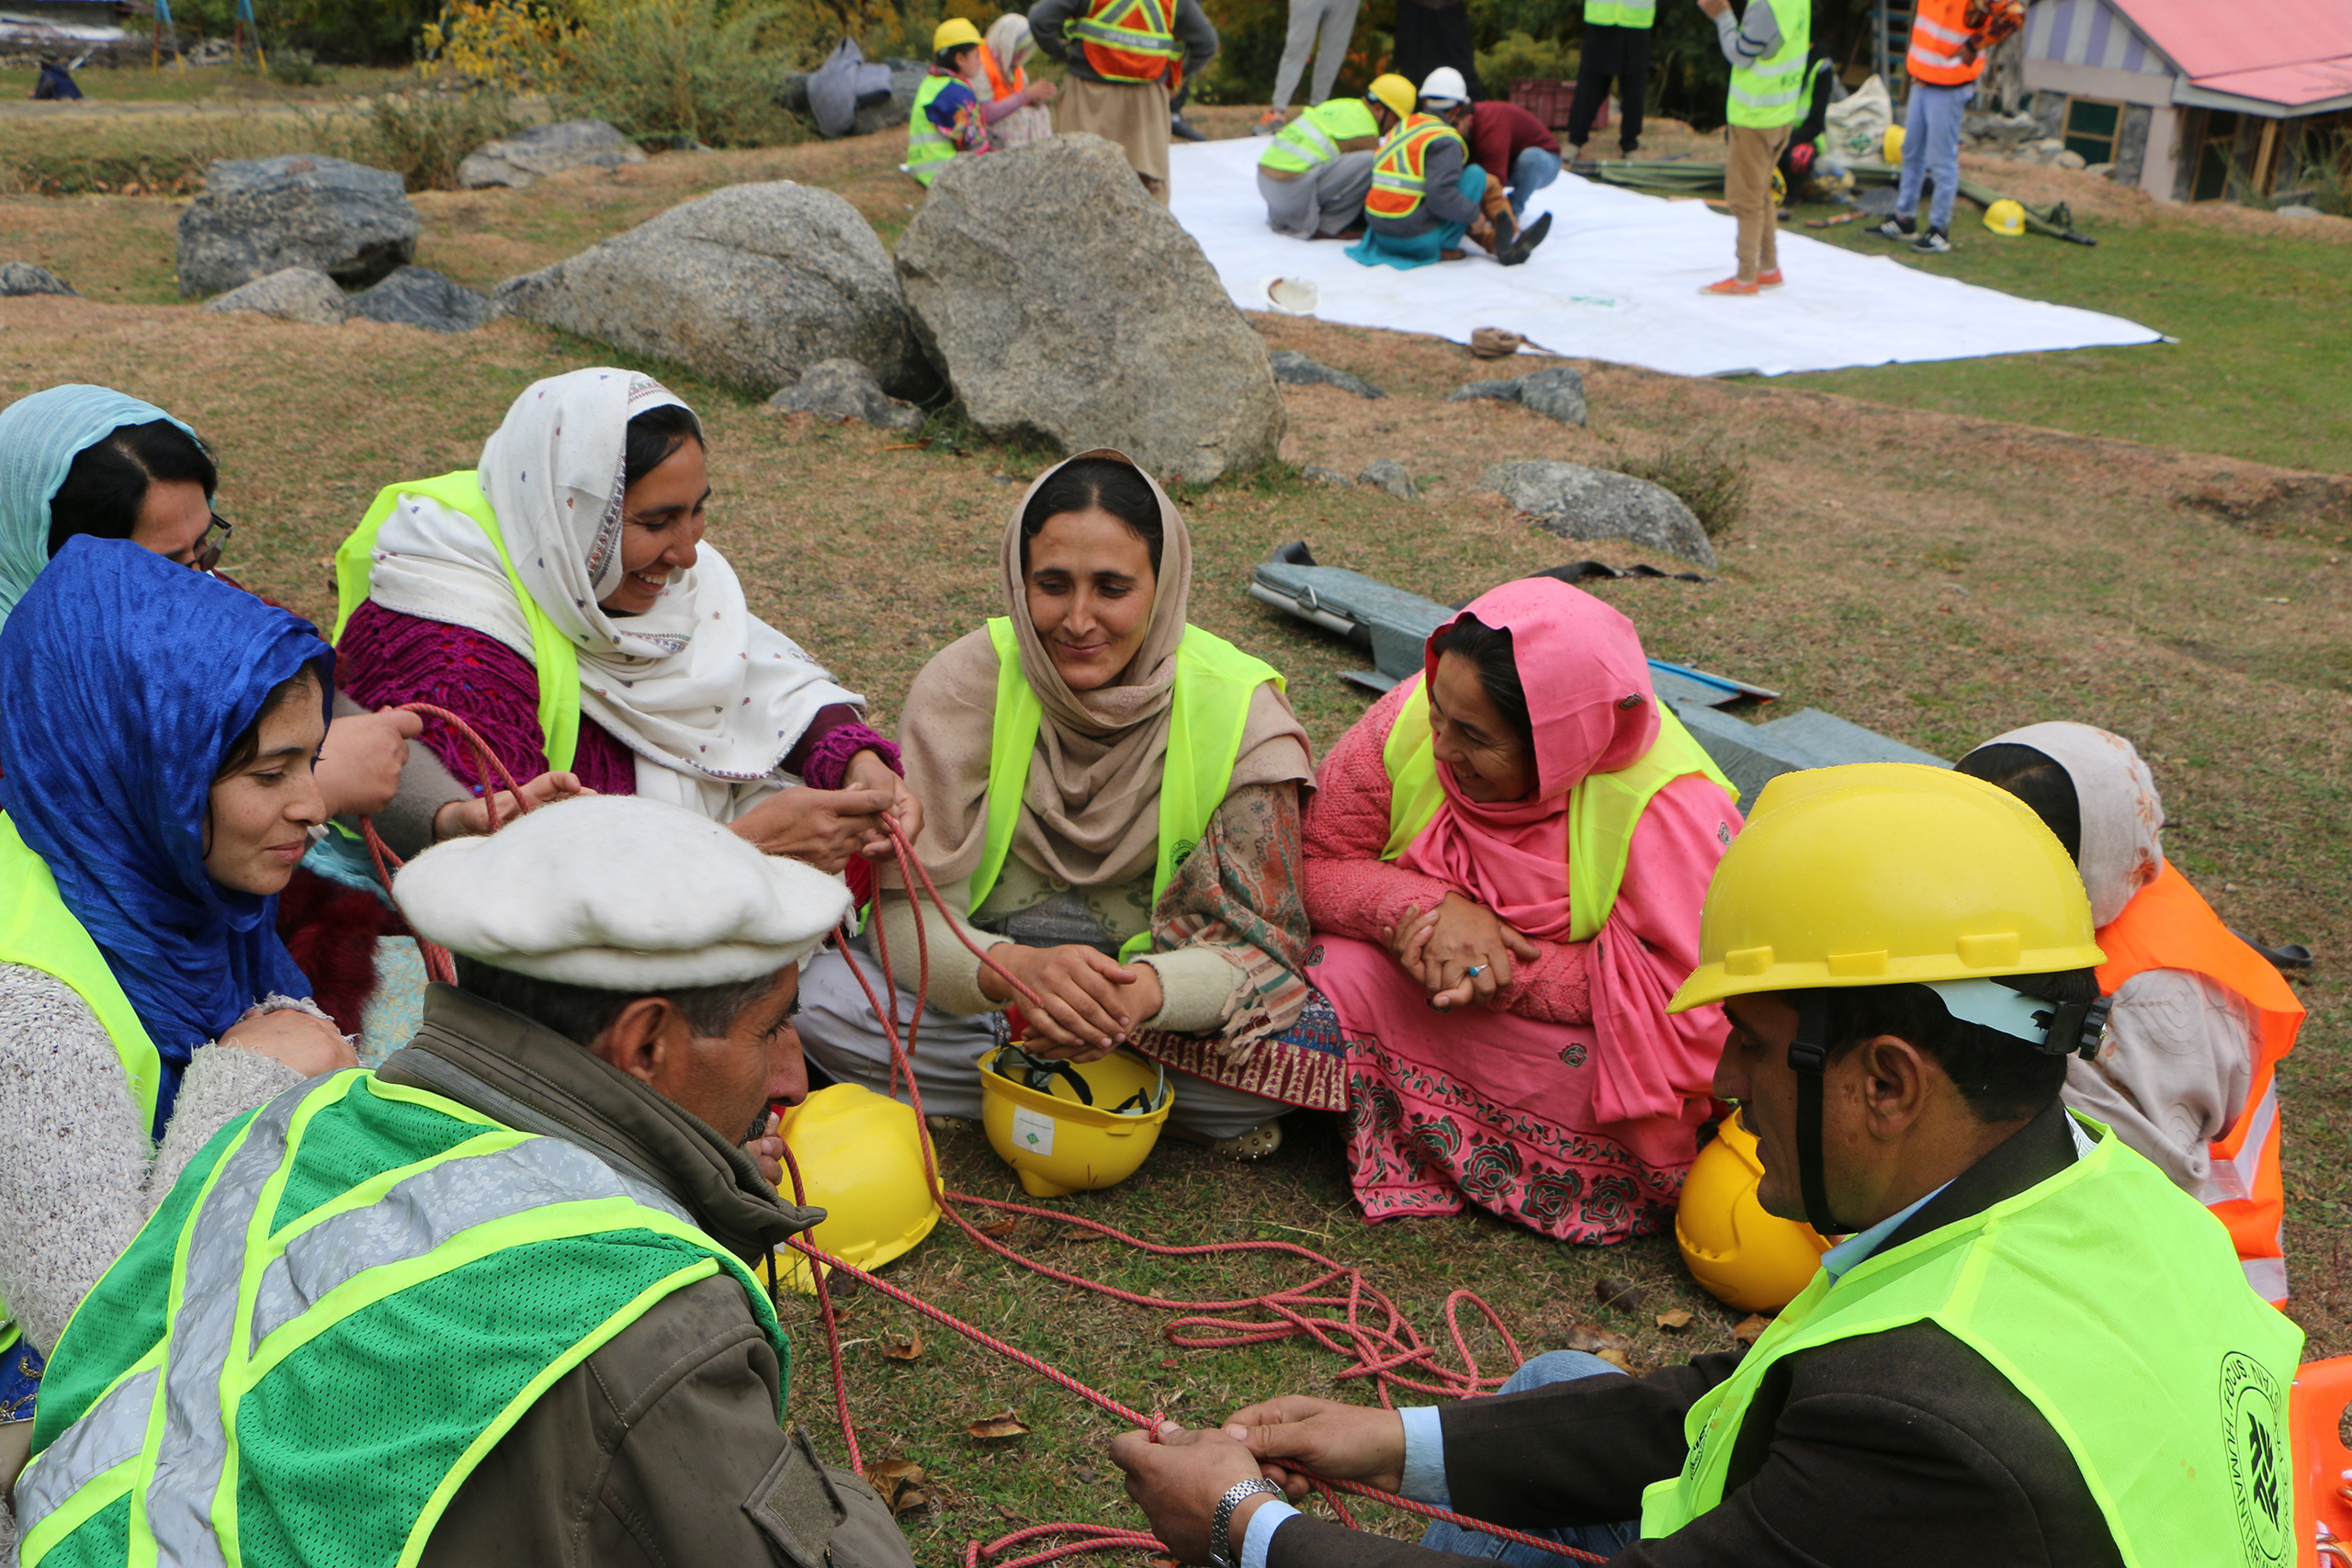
left=976, top=1218, right=1020, bottom=1239
left=1595, top=1348, right=1634, bottom=1371
left=865, top=1458, right=929, bottom=1516
left=879, top=1330, right=924, bottom=1362
left=1594, top=1274, right=1647, bottom=1314
left=1655, top=1309, right=1695, bottom=1332
left=1158, top=1358, right=1180, bottom=1371
left=1732, top=1314, right=1772, bottom=1345
left=967, top=1410, right=1032, bottom=1443
left=1557, top=1318, right=1634, bottom=1356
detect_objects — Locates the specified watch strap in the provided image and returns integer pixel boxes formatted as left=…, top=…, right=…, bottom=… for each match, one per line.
left=1210, top=1478, right=1283, bottom=1568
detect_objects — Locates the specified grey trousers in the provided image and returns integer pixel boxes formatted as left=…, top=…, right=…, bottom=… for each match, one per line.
left=1272, top=0, right=1363, bottom=110
left=794, top=941, right=1290, bottom=1140
left=1259, top=152, right=1375, bottom=238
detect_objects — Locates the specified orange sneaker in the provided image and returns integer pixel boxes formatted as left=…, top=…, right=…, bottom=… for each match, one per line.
left=1756, top=268, right=1785, bottom=288
left=1251, top=109, right=1285, bottom=136
left=1702, top=276, right=1761, bottom=295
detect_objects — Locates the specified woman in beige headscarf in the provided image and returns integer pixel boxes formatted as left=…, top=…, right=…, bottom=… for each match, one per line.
left=980, top=15, right=1055, bottom=148
left=797, top=452, right=1331, bottom=1156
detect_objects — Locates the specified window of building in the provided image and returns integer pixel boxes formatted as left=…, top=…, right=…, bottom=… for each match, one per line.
left=2064, top=99, right=2121, bottom=165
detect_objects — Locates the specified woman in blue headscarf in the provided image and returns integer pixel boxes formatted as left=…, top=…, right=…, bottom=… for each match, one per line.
left=0, top=537, right=358, bottom=1486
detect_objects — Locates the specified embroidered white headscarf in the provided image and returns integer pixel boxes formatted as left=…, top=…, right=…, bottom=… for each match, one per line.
left=367, top=367, right=860, bottom=822
left=1974, top=720, right=2165, bottom=928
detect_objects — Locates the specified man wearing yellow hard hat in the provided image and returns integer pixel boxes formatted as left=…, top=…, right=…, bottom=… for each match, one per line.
left=1257, top=73, right=1414, bottom=240
left=1112, top=764, right=2301, bottom=1568
left=909, top=18, right=1057, bottom=188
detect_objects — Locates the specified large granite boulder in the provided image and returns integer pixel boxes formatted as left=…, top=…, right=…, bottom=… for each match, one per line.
left=198, top=265, right=347, bottom=325
left=458, top=120, right=645, bottom=189
left=176, top=154, right=418, bottom=298
left=895, top=136, right=1283, bottom=485
left=1479, top=460, right=1717, bottom=569
left=348, top=266, right=491, bottom=333
left=0, top=263, right=76, bottom=298
left=493, top=182, right=932, bottom=399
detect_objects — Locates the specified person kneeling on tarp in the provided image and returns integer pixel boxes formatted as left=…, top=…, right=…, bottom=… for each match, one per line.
left=1112, top=764, right=2300, bottom=1568
left=1258, top=73, right=1415, bottom=241
left=1349, top=69, right=1545, bottom=270
left=15, top=795, right=918, bottom=1568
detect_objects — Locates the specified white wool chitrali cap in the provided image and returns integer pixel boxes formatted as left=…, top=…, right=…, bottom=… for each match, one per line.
left=394, top=795, right=854, bottom=989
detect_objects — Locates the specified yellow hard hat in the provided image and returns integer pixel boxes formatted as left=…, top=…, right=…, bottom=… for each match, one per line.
left=1365, top=73, right=1416, bottom=123
left=1676, top=1108, right=1833, bottom=1313
left=1984, top=197, right=2027, bottom=236
left=980, top=1044, right=1172, bottom=1198
left=1882, top=123, right=1905, bottom=163
left=933, top=17, right=983, bottom=53
left=1670, top=763, right=2105, bottom=1015
left=772, top=1083, right=942, bottom=1292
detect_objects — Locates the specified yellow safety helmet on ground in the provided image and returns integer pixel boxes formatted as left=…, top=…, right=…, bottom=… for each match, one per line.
left=980, top=1044, right=1172, bottom=1197
left=773, top=1083, right=942, bottom=1292
left=1983, top=197, right=2027, bottom=236
left=1677, top=1108, right=1833, bottom=1313
left=1882, top=124, right=1905, bottom=164
left=1365, top=73, right=1417, bottom=123
left=933, top=17, right=983, bottom=53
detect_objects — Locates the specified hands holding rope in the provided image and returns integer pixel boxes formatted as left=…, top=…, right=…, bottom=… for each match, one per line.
left=1110, top=1400, right=1408, bottom=1562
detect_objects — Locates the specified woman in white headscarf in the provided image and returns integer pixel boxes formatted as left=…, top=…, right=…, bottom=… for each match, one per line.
left=1957, top=722, right=2304, bottom=1303
left=980, top=15, right=1055, bottom=147
left=334, top=367, right=917, bottom=872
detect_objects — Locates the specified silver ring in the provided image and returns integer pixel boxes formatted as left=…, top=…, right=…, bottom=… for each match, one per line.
left=1463, top=964, right=1487, bottom=979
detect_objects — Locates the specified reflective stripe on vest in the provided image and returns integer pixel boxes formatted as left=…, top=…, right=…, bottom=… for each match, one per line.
left=1725, top=0, right=1811, bottom=127
left=1069, top=0, right=1180, bottom=84
left=1376, top=680, right=1736, bottom=943
left=18, top=1071, right=785, bottom=1568
left=1260, top=96, right=1378, bottom=174
left=908, top=71, right=960, bottom=186
left=1635, top=1117, right=2305, bottom=1561
left=1365, top=115, right=1464, bottom=220
left=972, top=618, right=1282, bottom=964
left=1583, top=0, right=1657, bottom=26
left=2093, top=861, right=2303, bottom=1305
left=333, top=469, right=581, bottom=773
left=1905, top=0, right=1986, bottom=85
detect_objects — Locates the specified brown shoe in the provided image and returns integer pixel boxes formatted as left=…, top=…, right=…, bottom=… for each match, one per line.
left=1440, top=247, right=1466, bottom=261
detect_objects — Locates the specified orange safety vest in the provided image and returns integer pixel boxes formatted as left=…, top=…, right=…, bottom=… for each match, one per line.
left=1068, top=0, right=1182, bottom=85
left=2094, top=862, right=2303, bottom=1305
left=1905, top=0, right=1988, bottom=85
left=978, top=43, right=1026, bottom=102
left=1365, top=114, right=1464, bottom=220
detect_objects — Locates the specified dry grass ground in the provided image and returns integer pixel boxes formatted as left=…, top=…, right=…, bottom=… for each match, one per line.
left=0, top=118, right=2346, bottom=1561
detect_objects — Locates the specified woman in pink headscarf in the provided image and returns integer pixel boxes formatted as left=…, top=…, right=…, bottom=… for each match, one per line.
left=1302, top=578, right=1741, bottom=1243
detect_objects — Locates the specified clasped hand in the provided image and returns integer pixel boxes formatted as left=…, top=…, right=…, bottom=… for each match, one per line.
left=1109, top=1397, right=1407, bottom=1562
left=979, top=943, right=1163, bottom=1060
left=1384, top=893, right=1540, bottom=1011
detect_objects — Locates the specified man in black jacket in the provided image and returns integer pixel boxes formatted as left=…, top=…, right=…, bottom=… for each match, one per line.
left=1112, top=764, right=2301, bottom=1568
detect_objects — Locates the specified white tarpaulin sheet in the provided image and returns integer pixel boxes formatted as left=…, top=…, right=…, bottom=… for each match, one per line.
left=1165, top=136, right=2161, bottom=378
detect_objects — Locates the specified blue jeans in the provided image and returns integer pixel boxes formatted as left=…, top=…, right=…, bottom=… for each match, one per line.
left=1895, top=80, right=1969, bottom=231
left=1416, top=1352, right=1642, bottom=1565
left=1508, top=146, right=1562, bottom=218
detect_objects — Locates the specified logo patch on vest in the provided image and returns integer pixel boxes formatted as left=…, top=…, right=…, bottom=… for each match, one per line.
left=2220, top=1349, right=2289, bottom=1567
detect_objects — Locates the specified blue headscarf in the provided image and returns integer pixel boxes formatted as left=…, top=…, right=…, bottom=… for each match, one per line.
left=0, top=384, right=201, bottom=632
left=0, top=537, right=330, bottom=1130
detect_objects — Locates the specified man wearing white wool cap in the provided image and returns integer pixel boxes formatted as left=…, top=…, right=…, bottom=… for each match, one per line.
left=18, top=795, right=919, bottom=1568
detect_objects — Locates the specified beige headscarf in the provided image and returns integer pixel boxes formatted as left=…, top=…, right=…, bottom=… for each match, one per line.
left=1973, top=720, right=2165, bottom=928
left=898, top=450, right=1310, bottom=895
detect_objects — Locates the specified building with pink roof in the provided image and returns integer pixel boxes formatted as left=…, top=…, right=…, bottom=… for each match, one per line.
left=2018, top=0, right=2352, bottom=203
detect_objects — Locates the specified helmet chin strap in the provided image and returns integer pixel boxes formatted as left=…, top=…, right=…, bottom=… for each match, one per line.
left=1785, top=994, right=1850, bottom=1237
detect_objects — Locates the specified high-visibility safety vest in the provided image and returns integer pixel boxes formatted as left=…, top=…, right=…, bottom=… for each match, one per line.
left=1365, top=114, right=1466, bottom=221
left=978, top=43, right=1025, bottom=101
left=1377, top=680, right=1736, bottom=943
left=908, top=71, right=963, bottom=186
left=1637, top=1115, right=2305, bottom=1565
left=1583, top=0, right=1657, bottom=28
left=1068, top=0, right=1181, bottom=85
left=1905, top=0, right=1988, bottom=85
left=16, top=1068, right=788, bottom=1568
left=1259, top=96, right=1379, bottom=175
left=2095, top=862, right=2304, bottom=1305
left=1724, top=0, right=1811, bottom=128
left=972, top=617, right=1281, bottom=964
left=333, top=470, right=582, bottom=773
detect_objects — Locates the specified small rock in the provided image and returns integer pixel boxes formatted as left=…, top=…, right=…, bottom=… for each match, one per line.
left=1594, top=1273, right=1647, bottom=1314
left=176, top=153, right=419, bottom=298
left=2086, top=163, right=2115, bottom=179
left=458, top=119, right=644, bottom=190
left=765, top=356, right=923, bottom=432
left=0, top=262, right=76, bottom=298
left=1357, top=458, right=1419, bottom=502
left=1269, top=348, right=1384, bottom=399
left=1300, top=463, right=1352, bottom=488
left=1447, top=366, right=1587, bottom=426
left=2276, top=205, right=2322, bottom=220
left=2053, top=149, right=2086, bottom=171
left=199, top=265, right=348, bottom=326
left=1480, top=459, right=1717, bottom=570
left=345, top=265, right=490, bottom=333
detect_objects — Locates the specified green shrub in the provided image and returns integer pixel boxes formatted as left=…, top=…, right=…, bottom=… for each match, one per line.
left=556, top=0, right=805, bottom=148
left=1611, top=431, right=1753, bottom=540
left=267, top=46, right=332, bottom=86
left=364, top=91, right=524, bottom=187
left=1476, top=30, right=1574, bottom=89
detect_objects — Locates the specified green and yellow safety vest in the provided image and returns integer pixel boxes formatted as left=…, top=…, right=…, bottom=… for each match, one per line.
left=333, top=470, right=581, bottom=773
left=1583, top=0, right=1657, bottom=28
left=908, top=71, right=961, bottom=186
left=1379, top=681, right=1734, bottom=943
left=17, top=1068, right=787, bottom=1568
left=973, top=617, right=1281, bottom=964
left=1638, top=1116, right=2304, bottom=1565
left=1725, top=0, right=1811, bottom=128
left=1259, top=96, right=1380, bottom=175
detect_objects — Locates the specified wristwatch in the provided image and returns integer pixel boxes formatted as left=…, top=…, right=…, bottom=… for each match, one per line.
left=1209, top=1478, right=1283, bottom=1568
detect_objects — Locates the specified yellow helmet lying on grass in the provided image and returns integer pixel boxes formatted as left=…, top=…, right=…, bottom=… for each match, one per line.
left=1676, top=1108, right=1834, bottom=1313
left=773, top=1083, right=942, bottom=1292
left=1882, top=124, right=1905, bottom=163
left=1983, top=197, right=2027, bottom=236
left=980, top=1044, right=1172, bottom=1197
